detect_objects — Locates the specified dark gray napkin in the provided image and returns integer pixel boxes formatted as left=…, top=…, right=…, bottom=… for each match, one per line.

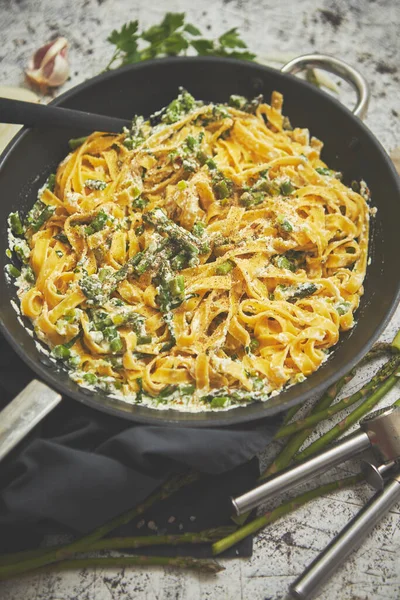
left=0, top=335, right=282, bottom=556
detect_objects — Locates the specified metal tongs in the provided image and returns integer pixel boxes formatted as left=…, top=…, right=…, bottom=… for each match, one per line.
left=232, top=405, right=400, bottom=599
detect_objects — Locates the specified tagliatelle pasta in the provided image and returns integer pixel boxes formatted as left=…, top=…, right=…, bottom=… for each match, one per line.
left=8, top=89, right=371, bottom=411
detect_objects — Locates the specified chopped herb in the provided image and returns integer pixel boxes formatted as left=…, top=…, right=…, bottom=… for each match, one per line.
left=69, top=136, right=87, bottom=150
left=8, top=212, right=24, bottom=236
left=123, top=115, right=147, bottom=149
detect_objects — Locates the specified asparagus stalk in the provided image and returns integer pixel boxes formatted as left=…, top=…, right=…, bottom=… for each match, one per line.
left=7, top=556, right=224, bottom=579
left=295, top=359, right=400, bottom=461
left=261, top=339, right=398, bottom=478
left=213, top=474, right=363, bottom=556
left=0, top=472, right=199, bottom=581
left=275, top=355, right=400, bottom=439
left=261, top=370, right=355, bottom=479
left=0, top=526, right=235, bottom=567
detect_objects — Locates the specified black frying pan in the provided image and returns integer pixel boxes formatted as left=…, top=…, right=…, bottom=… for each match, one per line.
left=0, top=54, right=399, bottom=452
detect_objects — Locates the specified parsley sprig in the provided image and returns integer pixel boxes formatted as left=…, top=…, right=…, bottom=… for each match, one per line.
left=105, top=13, right=255, bottom=70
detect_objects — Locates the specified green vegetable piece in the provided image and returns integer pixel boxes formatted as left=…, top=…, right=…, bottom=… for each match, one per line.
left=24, top=266, right=35, bottom=283
left=85, top=210, right=108, bottom=235
left=177, top=180, right=187, bottom=190
left=162, top=88, right=197, bottom=124
left=229, top=95, right=248, bottom=110
left=316, top=167, right=332, bottom=176
left=46, top=173, right=56, bottom=192
left=27, top=202, right=56, bottom=232
left=285, top=282, right=319, bottom=303
left=280, top=180, right=294, bottom=195
left=83, top=372, right=97, bottom=385
left=192, top=222, right=205, bottom=237
left=214, top=179, right=230, bottom=200
left=216, top=260, right=234, bottom=275
left=6, top=264, right=21, bottom=278
left=249, top=338, right=259, bottom=351
left=52, top=345, right=71, bottom=360
left=196, top=150, right=208, bottom=165
left=85, top=179, right=107, bottom=191
left=273, top=255, right=296, bottom=272
left=54, top=232, right=70, bottom=245
left=276, top=215, right=293, bottom=233
left=180, top=384, right=196, bottom=395
left=169, top=275, right=185, bottom=297
left=336, top=301, right=351, bottom=316
left=135, top=225, right=144, bottom=236
left=110, top=336, right=123, bottom=352
left=14, top=241, right=30, bottom=264
left=69, top=136, right=87, bottom=151
left=103, top=326, right=118, bottom=341
left=210, top=396, right=229, bottom=408
left=9, top=212, right=24, bottom=236
left=132, top=197, right=149, bottom=210
left=206, top=158, right=217, bottom=170
left=137, top=334, right=152, bottom=345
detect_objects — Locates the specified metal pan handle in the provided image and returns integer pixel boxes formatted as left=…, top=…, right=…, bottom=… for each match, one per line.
left=0, top=380, right=62, bottom=462
left=281, top=53, right=370, bottom=120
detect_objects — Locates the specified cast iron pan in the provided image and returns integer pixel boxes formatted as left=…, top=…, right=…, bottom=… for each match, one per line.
left=0, top=54, right=399, bottom=448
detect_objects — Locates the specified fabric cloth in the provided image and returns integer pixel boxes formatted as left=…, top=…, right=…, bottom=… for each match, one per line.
left=0, top=335, right=282, bottom=555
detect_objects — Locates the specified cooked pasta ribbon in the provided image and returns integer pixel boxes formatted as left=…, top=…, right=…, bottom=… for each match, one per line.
left=11, top=90, right=371, bottom=412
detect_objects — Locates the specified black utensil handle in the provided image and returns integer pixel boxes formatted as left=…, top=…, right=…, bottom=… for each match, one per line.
left=0, top=97, right=130, bottom=133
left=281, top=53, right=370, bottom=120
left=0, top=380, right=62, bottom=462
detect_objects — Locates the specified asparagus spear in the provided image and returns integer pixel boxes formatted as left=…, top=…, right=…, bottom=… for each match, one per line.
left=212, top=474, right=363, bottom=556
left=275, top=354, right=400, bottom=439
left=0, top=472, right=199, bottom=580
left=295, top=357, right=400, bottom=461
left=144, top=209, right=209, bottom=262
left=0, top=527, right=236, bottom=566
left=9, top=556, right=224, bottom=579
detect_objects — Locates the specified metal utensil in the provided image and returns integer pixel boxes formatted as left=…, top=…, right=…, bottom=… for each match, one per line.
left=289, top=466, right=400, bottom=599
left=232, top=406, right=400, bottom=515
left=0, top=97, right=130, bottom=133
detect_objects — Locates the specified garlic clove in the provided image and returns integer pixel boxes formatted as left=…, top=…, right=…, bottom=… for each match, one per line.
left=26, top=37, right=70, bottom=91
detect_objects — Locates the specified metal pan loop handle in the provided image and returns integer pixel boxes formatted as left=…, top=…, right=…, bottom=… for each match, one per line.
left=281, top=53, right=370, bottom=120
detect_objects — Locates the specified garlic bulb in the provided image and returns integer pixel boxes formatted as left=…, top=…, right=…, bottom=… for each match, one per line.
left=25, top=37, right=70, bottom=90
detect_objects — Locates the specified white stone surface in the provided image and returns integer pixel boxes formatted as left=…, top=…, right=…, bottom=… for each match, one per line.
left=0, top=0, right=399, bottom=598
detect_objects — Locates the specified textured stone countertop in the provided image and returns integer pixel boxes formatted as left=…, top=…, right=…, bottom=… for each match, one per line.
left=1, top=0, right=399, bottom=598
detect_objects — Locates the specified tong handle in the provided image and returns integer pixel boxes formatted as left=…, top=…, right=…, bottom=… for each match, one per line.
left=232, top=431, right=369, bottom=515
left=290, top=474, right=400, bottom=599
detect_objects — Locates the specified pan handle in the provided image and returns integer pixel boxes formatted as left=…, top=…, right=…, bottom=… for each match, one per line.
left=281, top=53, right=369, bottom=120
left=0, top=379, right=62, bottom=462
